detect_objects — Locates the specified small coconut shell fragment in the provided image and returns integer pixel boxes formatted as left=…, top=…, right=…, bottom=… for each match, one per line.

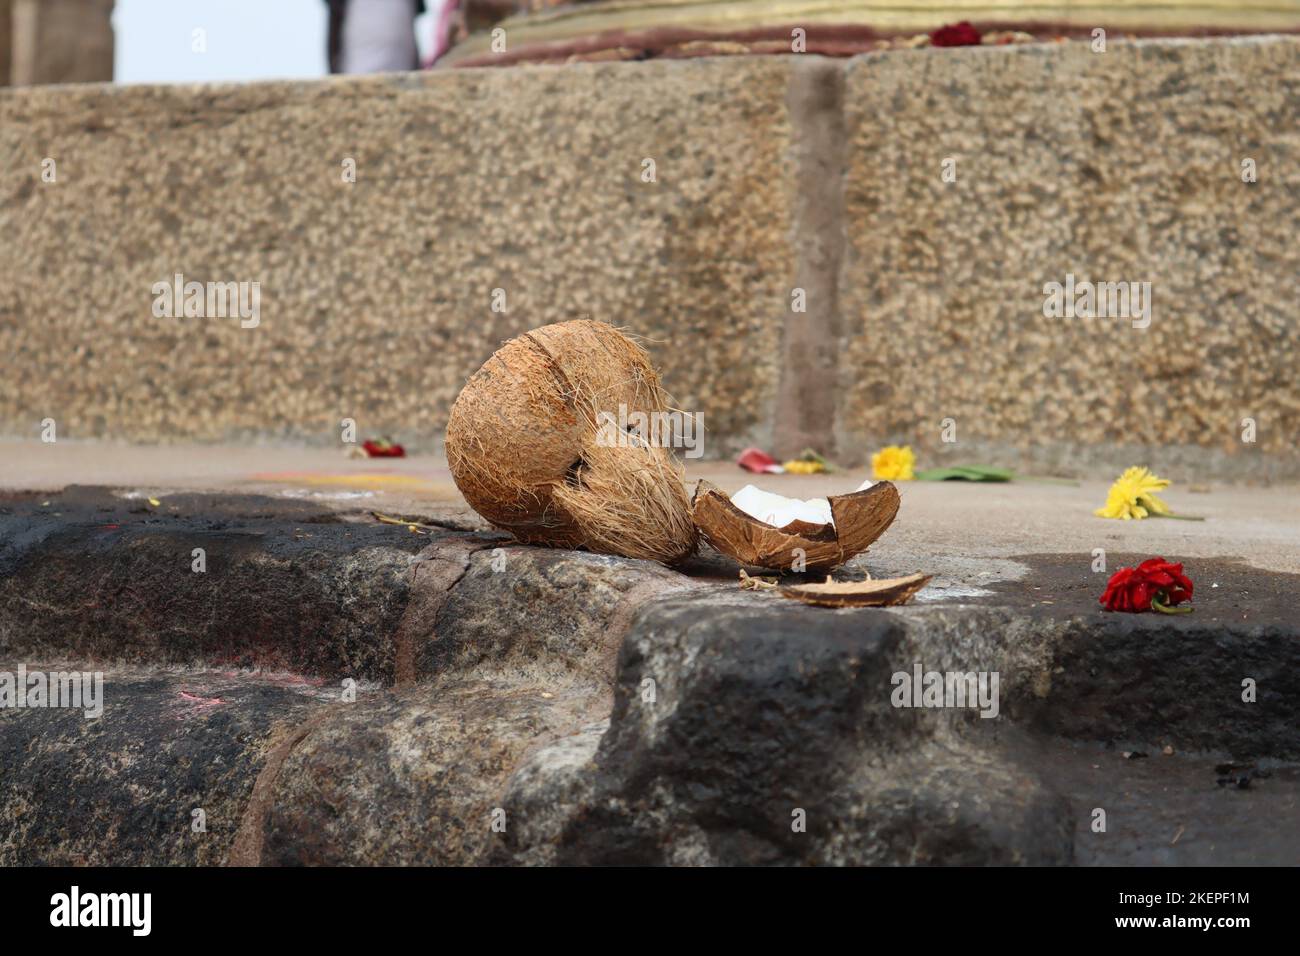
left=691, top=479, right=900, bottom=572
left=779, top=573, right=931, bottom=608
left=738, top=569, right=779, bottom=591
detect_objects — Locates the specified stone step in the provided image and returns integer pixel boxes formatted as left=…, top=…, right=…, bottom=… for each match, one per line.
left=0, top=486, right=691, bottom=685
left=445, top=0, right=1299, bottom=65
left=5, top=590, right=1295, bottom=864
left=0, top=663, right=339, bottom=865
left=0, top=664, right=602, bottom=865
left=3, top=486, right=1297, bottom=864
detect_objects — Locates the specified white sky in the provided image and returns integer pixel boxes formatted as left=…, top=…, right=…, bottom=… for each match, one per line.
left=113, top=0, right=439, bottom=84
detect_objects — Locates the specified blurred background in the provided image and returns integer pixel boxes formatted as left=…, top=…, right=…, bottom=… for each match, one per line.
left=114, top=0, right=367, bottom=84
left=0, top=0, right=463, bottom=84
left=2, top=1, right=1292, bottom=86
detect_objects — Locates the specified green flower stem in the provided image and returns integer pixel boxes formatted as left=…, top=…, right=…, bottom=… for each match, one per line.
left=1152, top=594, right=1194, bottom=614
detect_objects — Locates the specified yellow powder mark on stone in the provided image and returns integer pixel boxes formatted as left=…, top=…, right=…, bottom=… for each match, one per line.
left=252, top=472, right=455, bottom=494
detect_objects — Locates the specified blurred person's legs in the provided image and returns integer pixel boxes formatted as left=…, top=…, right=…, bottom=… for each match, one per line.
left=337, top=0, right=420, bottom=73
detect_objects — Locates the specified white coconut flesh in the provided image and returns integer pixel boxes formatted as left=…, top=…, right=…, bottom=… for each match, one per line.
left=730, top=479, right=876, bottom=530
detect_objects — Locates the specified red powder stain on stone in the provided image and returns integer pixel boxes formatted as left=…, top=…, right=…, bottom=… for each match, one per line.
left=177, top=690, right=227, bottom=715
left=259, top=673, right=327, bottom=687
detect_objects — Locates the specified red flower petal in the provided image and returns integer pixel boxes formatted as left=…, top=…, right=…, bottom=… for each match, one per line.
left=737, top=447, right=784, bottom=474
left=362, top=440, right=406, bottom=458
left=930, top=21, right=982, bottom=47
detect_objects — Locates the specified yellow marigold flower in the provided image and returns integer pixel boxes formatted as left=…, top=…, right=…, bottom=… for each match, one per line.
left=872, top=445, right=915, bottom=481
left=782, top=459, right=824, bottom=475
left=1095, top=466, right=1172, bottom=520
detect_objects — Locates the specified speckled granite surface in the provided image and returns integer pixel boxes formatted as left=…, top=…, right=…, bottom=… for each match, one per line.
left=837, top=37, right=1300, bottom=479
left=1, top=37, right=1296, bottom=478
left=0, top=59, right=795, bottom=452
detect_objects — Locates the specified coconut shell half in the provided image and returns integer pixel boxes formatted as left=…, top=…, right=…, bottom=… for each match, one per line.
left=691, top=479, right=900, bottom=572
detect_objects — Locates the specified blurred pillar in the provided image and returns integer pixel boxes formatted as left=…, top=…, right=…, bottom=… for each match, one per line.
left=11, top=0, right=114, bottom=86
left=0, top=0, right=11, bottom=85
left=465, top=0, right=519, bottom=33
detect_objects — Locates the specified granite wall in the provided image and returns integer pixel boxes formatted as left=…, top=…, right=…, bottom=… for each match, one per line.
left=1, top=37, right=1296, bottom=478
left=837, top=36, right=1300, bottom=479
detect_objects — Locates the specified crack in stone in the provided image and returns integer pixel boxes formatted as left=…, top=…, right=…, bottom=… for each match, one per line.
left=227, top=706, right=342, bottom=867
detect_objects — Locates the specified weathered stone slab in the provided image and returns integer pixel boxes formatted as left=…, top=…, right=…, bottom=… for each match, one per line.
left=499, top=593, right=1073, bottom=865
left=0, top=665, right=339, bottom=865
left=4, top=552, right=1298, bottom=864
left=422, top=544, right=698, bottom=686
left=257, top=678, right=599, bottom=865
left=3, top=483, right=1300, bottom=864
left=491, top=719, right=606, bottom=866
left=0, top=487, right=439, bottom=681
left=0, top=488, right=701, bottom=686
left=976, top=608, right=1300, bottom=759
left=497, top=572, right=1300, bottom=863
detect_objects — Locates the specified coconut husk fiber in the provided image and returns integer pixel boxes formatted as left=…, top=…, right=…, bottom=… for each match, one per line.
left=445, top=320, right=697, bottom=563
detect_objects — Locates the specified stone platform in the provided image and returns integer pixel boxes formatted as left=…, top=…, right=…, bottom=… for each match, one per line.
left=2, top=450, right=1296, bottom=864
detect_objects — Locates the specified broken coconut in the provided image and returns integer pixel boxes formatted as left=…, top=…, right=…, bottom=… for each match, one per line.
left=692, top=478, right=900, bottom=572
left=445, top=319, right=697, bottom=564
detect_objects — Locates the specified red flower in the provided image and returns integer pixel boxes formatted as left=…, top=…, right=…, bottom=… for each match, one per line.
left=362, top=439, right=406, bottom=458
left=930, top=21, right=982, bottom=47
left=737, top=447, right=783, bottom=474
left=1100, top=558, right=1194, bottom=614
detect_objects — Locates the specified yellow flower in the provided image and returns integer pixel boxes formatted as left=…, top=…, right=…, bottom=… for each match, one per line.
left=1095, top=466, right=1172, bottom=520
left=782, top=459, right=825, bottom=474
left=871, top=445, right=915, bottom=481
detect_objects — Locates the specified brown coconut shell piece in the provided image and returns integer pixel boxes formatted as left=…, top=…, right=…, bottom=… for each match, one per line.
left=779, top=573, right=931, bottom=608
left=691, top=479, right=900, bottom=572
